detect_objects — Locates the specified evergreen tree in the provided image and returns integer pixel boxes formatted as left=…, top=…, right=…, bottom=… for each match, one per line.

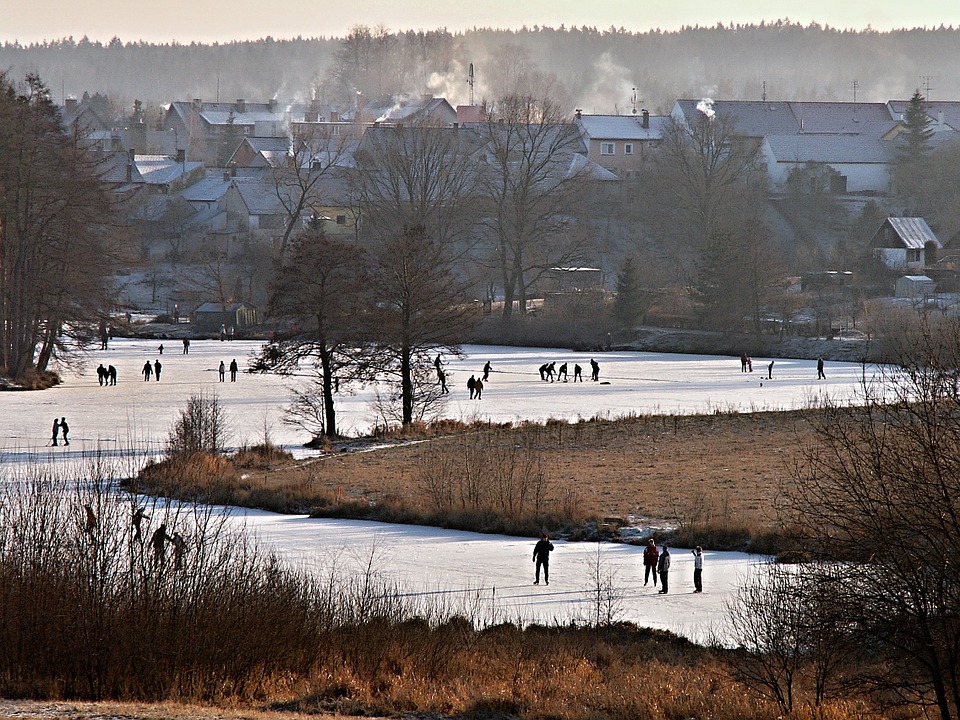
left=612, top=256, right=645, bottom=329
left=894, top=90, right=934, bottom=213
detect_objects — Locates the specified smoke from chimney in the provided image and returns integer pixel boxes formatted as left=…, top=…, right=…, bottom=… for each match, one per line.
left=696, top=98, right=715, bottom=120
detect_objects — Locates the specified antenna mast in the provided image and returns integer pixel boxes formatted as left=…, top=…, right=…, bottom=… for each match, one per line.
left=631, top=87, right=638, bottom=115
left=921, top=74, right=934, bottom=100
left=468, top=63, right=475, bottom=106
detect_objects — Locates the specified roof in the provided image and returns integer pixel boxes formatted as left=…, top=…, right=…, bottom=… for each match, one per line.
left=95, top=151, right=144, bottom=183
left=764, top=135, right=893, bottom=164
left=576, top=114, right=669, bottom=141
left=134, top=155, right=203, bottom=185
left=674, top=99, right=799, bottom=136
left=566, top=153, right=618, bottom=181
left=180, top=176, right=233, bottom=203
left=899, top=275, right=934, bottom=282
left=887, top=99, right=960, bottom=132
left=788, top=102, right=892, bottom=133
left=233, top=178, right=287, bottom=215
left=887, top=217, right=941, bottom=250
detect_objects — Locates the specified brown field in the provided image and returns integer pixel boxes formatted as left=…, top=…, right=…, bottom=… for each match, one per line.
left=138, top=409, right=819, bottom=549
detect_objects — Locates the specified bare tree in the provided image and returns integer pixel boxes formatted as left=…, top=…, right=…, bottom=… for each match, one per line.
left=255, top=230, right=371, bottom=438
left=351, top=121, right=480, bottom=253
left=783, top=316, right=960, bottom=720
left=478, top=94, right=590, bottom=321
left=271, top=124, right=354, bottom=258
left=368, top=225, right=475, bottom=426
left=0, top=72, right=117, bottom=380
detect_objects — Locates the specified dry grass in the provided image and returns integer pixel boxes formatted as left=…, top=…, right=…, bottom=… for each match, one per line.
left=139, top=410, right=815, bottom=549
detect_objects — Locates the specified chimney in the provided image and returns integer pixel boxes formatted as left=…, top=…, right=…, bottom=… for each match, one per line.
left=641, top=109, right=649, bottom=129
left=305, top=110, right=317, bottom=123
left=939, top=110, right=945, bottom=125
left=128, top=148, right=136, bottom=162
left=176, top=148, right=185, bottom=164
left=575, top=109, right=582, bottom=119
left=192, top=98, right=202, bottom=109
left=223, top=171, right=231, bottom=181
left=235, top=98, right=246, bottom=113
left=65, top=97, right=78, bottom=111
left=330, top=110, right=339, bottom=123
left=268, top=98, right=277, bottom=111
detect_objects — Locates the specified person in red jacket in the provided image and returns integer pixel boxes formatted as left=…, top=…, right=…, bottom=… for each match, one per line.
left=643, top=538, right=660, bottom=587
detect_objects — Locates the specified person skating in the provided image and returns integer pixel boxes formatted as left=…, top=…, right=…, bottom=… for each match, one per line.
left=573, top=363, right=583, bottom=382
left=108, top=365, right=117, bottom=385
left=218, top=360, right=225, bottom=382
left=657, top=544, right=671, bottom=594
left=182, top=338, right=190, bottom=354
left=546, top=362, right=556, bottom=382
left=150, top=523, right=169, bottom=565
left=817, top=356, right=826, bottom=380
left=692, top=546, right=703, bottom=592
left=467, top=374, right=477, bottom=399
left=229, top=359, right=238, bottom=382
left=158, top=344, right=164, bottom=355
left=153, top=358, right=162, bottom=381
left=557, top=362, right=568, bottom=381
left=142, top=361, right=152, bottom=381
left=438, top=368, right=450, bottom=394
left=51, top=418, right=60, bottom=446
left=740, top=353, right=749, bottom=372
left=84, top=504, right=97, bottom=536
left=97, top=363, right=107, bottom=386
left=539, top=363, right=549, bottom=381
left=590, top=358, right=600, bottom=381
left=533, top=533, right=555, bottom=585
left=643, top=538, right=660, bottom=587
left=474, top=378, right=483, bottom=399
left=59, top=417, right=69, bottom=446
left=482, top=361, right=492, bottom=382
left=434, top=354, right=443, bottom=379
left=767, top=360, right=774, bottom=380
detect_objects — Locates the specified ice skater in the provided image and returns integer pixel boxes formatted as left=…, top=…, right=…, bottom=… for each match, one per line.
left=573, top=363, right=583, bottom=382
left=438, top=368, right=450, bottom=394
left=108, top=365, right=117, bottom=385
left=51, top=418, right=60, bottom=446
left=545, top=362, right=556, bottom=382
left=467, top=374, right=477, bottom=399
left=539, top=363, right=549, bottom=381
left=434, top=354, right=443, bottom=378
left=84, top=504, right=97, bottom=536
left=474, top=378, right=483, bottom=399
left=482, top=361, right=492, bottom=382
left=182, top=338, right=190, bottom=354
left=657, top=544, right=671, bottom=594
left=533, top=533, right=554, bottom=585
left=59, top=417, right=69, bottom=446
left=153, top=358, right=162, bottom=381
left=557, top=363, right=568, bottom=381
left=150, top=523, right=169, bottom=565
left=767, top=360, right=774, bottom=380
left=817, top=356, right=825, bottom=380
left=142, top=361, right=152, bottom=381
left=740, top=353, right=749, bottom=372
left=229, top=359, right=238, bottom=382
left=157, top=344, right=164, bottom=355
left=643, top=538, right=659, bottom=587
left=590, top=358, right=600, bottom=382
left=692, top=546, right=703, bottom=593
left=97, top=363, right=107, bottom=386
left=218, top=360, right=226, bottom=382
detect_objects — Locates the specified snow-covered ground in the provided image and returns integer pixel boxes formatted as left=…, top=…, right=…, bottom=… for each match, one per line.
left=0, top=338, right=867, bottom=641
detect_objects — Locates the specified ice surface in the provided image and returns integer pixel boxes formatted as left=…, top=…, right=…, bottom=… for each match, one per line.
left=0, top=338, right=866, bottom=641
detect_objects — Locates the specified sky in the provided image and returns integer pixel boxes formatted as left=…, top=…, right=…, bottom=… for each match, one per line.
left=2, top=0, right=959, bottom=45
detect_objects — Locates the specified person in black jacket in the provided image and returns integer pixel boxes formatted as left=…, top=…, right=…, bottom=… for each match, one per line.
left=657, top=544, right=671, bottom=594
left=533, top=533, right=555, bottom=585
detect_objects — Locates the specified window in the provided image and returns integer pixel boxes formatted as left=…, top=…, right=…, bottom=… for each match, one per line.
left=600, top=142, right=615, bottom=155
left=624, top=143, right=634, bottom=155
left=907, top=249, right=921, bottom=263
left=336, top=214, right=347, bottom=225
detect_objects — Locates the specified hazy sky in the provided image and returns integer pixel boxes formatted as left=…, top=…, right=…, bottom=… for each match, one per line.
left=4, top=0, right=959, bottom=44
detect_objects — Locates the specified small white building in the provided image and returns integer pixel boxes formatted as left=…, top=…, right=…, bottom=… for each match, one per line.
left=895, top=275, right=936, bottom=299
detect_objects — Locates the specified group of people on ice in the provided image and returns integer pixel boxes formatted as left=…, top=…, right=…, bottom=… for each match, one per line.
left=538, top=358, right=600, bottom=383
left=533, top=534, right=704, bottom=594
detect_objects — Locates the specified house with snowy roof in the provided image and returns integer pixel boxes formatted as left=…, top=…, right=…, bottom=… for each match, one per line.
left=573, top=110, right=669, bottom=176
left=872, top=217, right=942, bottom=270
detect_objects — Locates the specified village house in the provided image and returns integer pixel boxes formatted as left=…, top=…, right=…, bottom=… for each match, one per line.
left=573, top=110, right=668, bottom=176
left=872, top=217, right=941, bottom=270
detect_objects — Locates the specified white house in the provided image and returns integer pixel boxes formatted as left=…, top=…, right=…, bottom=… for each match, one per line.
left=872, top=217, right=941, bottom=270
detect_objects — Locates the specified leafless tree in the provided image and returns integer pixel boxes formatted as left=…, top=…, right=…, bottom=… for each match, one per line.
left=478, top=94, right=590, bottom=321
left=351, top=121, right=480, bottom=254
left=0, top=72, right=117, bottom=380
left=782, top=315, right=960, bottom=720
left=270, top=124, right=354, bottom=258
left=368, top=225, right=475, bottom=426
left=255, top=230, right=372, bottom=438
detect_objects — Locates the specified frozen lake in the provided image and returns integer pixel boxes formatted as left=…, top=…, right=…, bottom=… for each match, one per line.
left=0, top=337, right=870, bottom=460
left=0, top=338, right=863, bottom=640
